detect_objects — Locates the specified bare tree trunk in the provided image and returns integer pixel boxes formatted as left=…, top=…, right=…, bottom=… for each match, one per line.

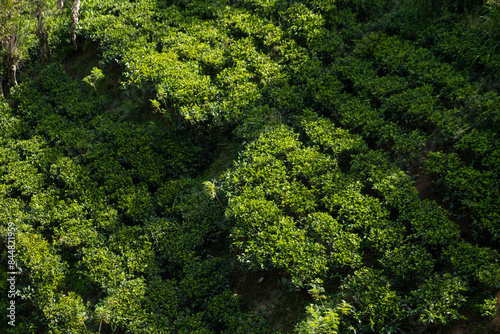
left=56, top=0, right=64, bottom=12
left=37, top=8, right=48, bottom=63
left=0, top=73, right=4, bottom=98
left=5, top=35, right=19, bottom=87
left=10, top=63, right=18, bottom=86
left=71, top=0, right=80, bottom=50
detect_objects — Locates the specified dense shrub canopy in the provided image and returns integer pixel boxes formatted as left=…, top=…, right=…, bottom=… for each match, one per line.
left=1, top=0, right=500, bottom=333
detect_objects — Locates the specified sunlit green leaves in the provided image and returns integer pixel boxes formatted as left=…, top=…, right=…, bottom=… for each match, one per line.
left=411, top=274, right=468, bottom=326
left=340, top=268, right=408, bottom=332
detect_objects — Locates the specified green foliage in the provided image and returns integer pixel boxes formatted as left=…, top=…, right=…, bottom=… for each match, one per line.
left=82, top=67, right=104, bottom=91
left=43, top=292, right=90, bottom=334
left=2, top=0, right=500, bottom=332
left=81, top=245, right=131, bottom=291
left=16, top=229, right=67, bottom=300
left=379, top=244, right=435, bottom=283
left=224, top=124, right=368, bottom=286
left=480, top=0, right=500, bottom=53
left=298, top=280, right=353, bottom=334
left=411, top=274, right=468, bottom=326
left=478, top=297, right=499, bottom=319
left=0, top=100, right=23, bottom=137
left=94, top=277, right=148, bottom=329
left=443, top=242, right=500, bottom=287
left=0, top=0, right=36, bottom=87
left=301, top=116, right=368, bottom=155
left=340, top=268, right=408, bottom=332
left=282, top=3, right=325, bottom=45
left=425, top=151, right=500, bottom=240
left=297, top=300, right=353, bottom=334
left=306, top=212, right=361, bottom=269
left=393, top=0, right=483, bottom=22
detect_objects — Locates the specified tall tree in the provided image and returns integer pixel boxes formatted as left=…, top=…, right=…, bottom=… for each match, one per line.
left=0, top=0, right=28, bottom=89
left=32, top=0, right=49, bottom=63
left=56, top=0, right=80, bottom=50
left=70, top=0, right=80, bottom=50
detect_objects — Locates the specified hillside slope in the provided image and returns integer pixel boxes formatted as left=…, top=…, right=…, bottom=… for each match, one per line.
left=1, top=0, right=500, bottom=333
